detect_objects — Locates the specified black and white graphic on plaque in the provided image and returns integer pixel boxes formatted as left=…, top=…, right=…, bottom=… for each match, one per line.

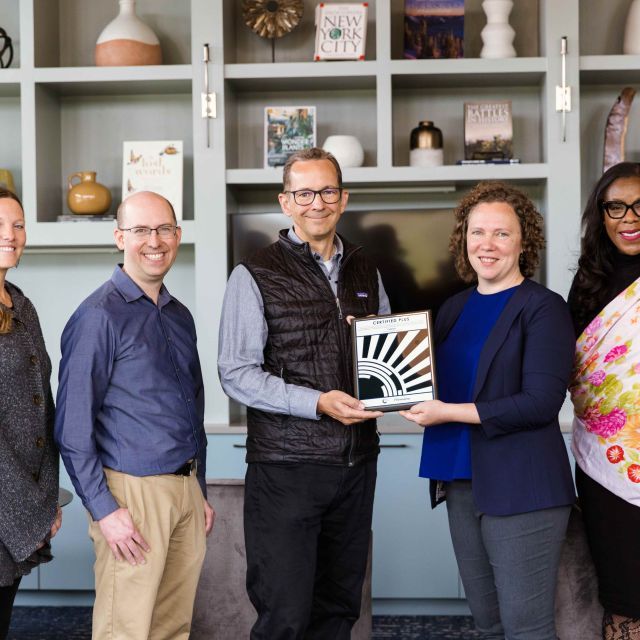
left=352, top=311, right=436, bottom=412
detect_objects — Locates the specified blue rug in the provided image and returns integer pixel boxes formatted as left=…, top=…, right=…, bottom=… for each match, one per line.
left=8, top=608, right=482, bottom=639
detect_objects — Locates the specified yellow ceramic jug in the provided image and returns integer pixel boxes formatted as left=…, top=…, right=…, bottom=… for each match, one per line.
left=67, top=171, right=112, bottom=214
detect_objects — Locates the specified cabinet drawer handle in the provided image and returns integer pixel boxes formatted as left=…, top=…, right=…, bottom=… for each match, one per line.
left=379, top=444, right=409, bottom=448
left=233, top=444, right=247, bottom=449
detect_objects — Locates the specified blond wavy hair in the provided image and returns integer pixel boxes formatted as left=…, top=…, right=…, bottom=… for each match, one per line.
left=0, top=188, right=23, bottom=334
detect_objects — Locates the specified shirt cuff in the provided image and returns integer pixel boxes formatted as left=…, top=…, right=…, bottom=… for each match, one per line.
left=290, top=387, right=323, bottom=420
left=86, top=491, right=120, bottom=521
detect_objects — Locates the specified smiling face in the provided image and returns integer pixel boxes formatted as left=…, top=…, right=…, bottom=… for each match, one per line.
left=0, top=196, right=26, bottom=274
left=466, top=201, right=524, bottom=293
left=114, top=191, right=181, bottom=294
left=603, top=176, right=640, bottom=256
left=278, top=159, right=348, bottom=244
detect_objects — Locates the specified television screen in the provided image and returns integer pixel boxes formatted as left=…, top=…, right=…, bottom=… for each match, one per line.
left=230, top=209, right=467, bottom=316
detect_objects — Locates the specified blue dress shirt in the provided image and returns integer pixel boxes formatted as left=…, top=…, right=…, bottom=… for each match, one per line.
left=55, top=266, right=206, bottom=521
left=419, top=286, right=516, bottom=481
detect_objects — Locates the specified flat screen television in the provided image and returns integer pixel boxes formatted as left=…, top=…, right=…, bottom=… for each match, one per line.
left=230, top=208, right=467, bottom=316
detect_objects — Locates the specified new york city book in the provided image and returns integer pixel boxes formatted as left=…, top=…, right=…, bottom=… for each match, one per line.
left=314, top=3, right=368, bottom=60
left=352, top=311, right=437, bottom=412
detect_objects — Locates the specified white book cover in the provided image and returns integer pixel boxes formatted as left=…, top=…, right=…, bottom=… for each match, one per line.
left=314, top=3, right=368, bottom=60
left=122, top=140, right=183, bottom=220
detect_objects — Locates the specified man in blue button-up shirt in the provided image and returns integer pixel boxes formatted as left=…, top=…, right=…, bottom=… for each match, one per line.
left=55, top=191, right=214, bottom=640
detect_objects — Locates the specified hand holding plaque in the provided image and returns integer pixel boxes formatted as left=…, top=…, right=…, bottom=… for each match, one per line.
left=351, top=311, right=437, bottom=412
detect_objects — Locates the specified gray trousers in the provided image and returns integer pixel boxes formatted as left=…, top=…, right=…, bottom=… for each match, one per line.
left=445, top=480, right=571, bottom=640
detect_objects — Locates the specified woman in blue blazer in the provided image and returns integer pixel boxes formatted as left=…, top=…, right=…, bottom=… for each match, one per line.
left=401, top=181, right=575, bottom=640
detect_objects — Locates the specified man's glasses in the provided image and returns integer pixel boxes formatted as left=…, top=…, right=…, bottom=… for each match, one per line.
left=284, top=188, right=343, bottom=206
left=601, top=200, right=640, bottom=219
left=0, top=28, right=13, bottom=69
left=118, top=225, right=179, bottom=237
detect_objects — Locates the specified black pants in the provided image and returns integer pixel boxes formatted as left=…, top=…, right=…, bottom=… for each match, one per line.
left=244, top=460, right=377, bottom=640
left=0, top=578, right=21, bottom=640
left=576, top=466, right=640, bottom=618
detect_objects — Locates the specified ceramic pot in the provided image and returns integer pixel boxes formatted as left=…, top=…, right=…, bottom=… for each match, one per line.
left=480, top=0, right=516, bottom=59
left=67, top=172, right=112, bottom=215
left=95, top=0, right=162, bottom=66
left=322, top=135, right=364, bottom=168
left=0, top=169, right=16, bottom=194
left=624, top=0, right=640, bottom=54
left=409, top=121, right=444, bottom=167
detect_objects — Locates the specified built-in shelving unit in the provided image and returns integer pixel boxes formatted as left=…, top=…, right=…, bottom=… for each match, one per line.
left=4, top=0, right=639, bottom=609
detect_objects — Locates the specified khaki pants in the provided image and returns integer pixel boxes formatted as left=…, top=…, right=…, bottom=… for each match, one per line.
left=89, top=469, right=206, bottom=640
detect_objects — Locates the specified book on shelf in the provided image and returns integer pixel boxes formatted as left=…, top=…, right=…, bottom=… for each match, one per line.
left=264, top=106, right=317, bottom=168
left=456, top=158, right=521, bottom=165
left=314, top=3, right=368, bottom=61
left=57, top=214, right=116, bottom=222
left=464, top=100, right=513, bottom=161
left=122, top=140, right=183, bottom=220
left=404, top=0, right=464, bottom=60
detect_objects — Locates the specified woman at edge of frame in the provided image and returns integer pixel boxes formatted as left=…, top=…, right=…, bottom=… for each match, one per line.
left=569, top=161, right=640, bottom=640
left=0, top=188, right=61, bottom=638
left=400, top=181, right=575, bottom=640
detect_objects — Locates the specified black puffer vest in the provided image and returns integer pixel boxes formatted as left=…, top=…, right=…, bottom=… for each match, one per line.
left=242, top=230, right=380, bottom=466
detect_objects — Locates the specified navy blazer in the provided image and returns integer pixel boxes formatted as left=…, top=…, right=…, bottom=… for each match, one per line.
left=429, top=278, right=576, bottom=516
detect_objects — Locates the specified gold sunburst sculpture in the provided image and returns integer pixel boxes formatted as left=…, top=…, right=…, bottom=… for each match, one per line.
left=242, top=0, right=304, bottom=40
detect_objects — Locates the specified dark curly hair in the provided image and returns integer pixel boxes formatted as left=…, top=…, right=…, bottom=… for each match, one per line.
left=449, top=181, right=545, bottom=282
left=569, top=162, right=640, bottom=334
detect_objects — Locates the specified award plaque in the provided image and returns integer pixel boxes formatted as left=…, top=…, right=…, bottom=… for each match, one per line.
left=352, top=311, right=437, bottom=412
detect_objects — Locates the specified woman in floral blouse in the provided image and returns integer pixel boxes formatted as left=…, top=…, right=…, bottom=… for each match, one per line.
left=569, top=162, right=640, bottom=640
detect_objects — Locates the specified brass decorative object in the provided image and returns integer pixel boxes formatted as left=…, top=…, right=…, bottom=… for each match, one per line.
left=242, top=0, right=304, bottom=40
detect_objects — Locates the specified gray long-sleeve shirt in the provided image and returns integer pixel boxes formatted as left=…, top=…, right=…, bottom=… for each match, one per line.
left=218, top=229, right=391, bottom=419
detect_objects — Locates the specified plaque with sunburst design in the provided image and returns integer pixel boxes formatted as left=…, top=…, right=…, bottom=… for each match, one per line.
left=352, top=311, right=437, bottom=412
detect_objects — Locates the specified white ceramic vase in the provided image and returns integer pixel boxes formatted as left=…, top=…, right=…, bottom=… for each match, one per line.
left=322, top=135, right=364, bottom=168
left=480, top=0, right=516, bottom=59
left=624, top=0, right=640, bottom=54
left=95, top=0, right=162, bottom=66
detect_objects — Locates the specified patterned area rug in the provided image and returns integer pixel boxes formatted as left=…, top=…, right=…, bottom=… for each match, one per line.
left=8, top=608, right=482, bottom=639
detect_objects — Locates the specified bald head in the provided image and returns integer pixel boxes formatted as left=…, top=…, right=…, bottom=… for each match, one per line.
left=117, top=191, right=176, bottom=228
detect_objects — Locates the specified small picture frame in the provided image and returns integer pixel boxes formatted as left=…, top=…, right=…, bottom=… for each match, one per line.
left=264, top=106, right=317, bottom=168
left=352, top=310, right=437, bottom=412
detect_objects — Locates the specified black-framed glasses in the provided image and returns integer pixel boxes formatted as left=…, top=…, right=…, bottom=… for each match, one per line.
left=0, top=28, right=13, bottom=69
left=601, top=200, right=640, bottom=219
left=284, top=187, right=343, bottom=206
left=118, top=224, right=179, bottom=237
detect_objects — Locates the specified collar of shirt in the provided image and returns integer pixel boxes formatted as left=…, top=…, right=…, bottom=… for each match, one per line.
left=111, top=265, right=172, bottom=307
left=287, top=227, right=344, bottom=265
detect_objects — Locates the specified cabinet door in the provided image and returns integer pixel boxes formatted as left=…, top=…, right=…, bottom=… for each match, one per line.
left=205, top=434, right=248, bottom=480
left=39, top=464, right=95, bottom=590
left=372, top=434, right=459, bottom=598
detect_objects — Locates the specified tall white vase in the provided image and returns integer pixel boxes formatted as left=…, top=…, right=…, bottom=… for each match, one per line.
left=624, top=0, right=640, bottom=54
left=480, top=0, right=516, bottom=59
left=95, top=0, right=162, bottom=66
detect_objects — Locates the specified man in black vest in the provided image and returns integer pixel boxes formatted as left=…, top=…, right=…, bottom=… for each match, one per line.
left=218, top=148, right=390, bottom=639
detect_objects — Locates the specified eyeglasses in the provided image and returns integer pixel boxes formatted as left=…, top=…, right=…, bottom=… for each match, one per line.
left=0, top=28, right=13, bottom=69
left=283, top=188, right=343, bottom=206
left=118, top=225, right=179, bottom=237
left=601, top=200, right=640, bottom=219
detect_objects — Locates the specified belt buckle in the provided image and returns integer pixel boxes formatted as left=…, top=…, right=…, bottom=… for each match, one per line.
left=189, top=459, right=197, bottom=476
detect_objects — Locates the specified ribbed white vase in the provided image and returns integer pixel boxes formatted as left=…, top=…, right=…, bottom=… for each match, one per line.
left=95, top=0, right=162, bottom=66
left=624, top=0, right=640, bottom=54
left=480, top=0, right=516, bottom=59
